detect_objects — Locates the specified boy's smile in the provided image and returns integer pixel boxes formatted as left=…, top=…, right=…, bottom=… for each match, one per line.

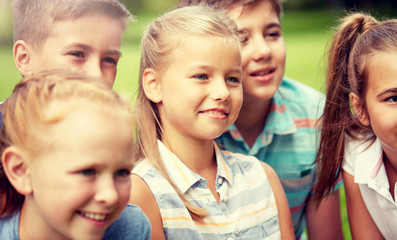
left=227, top=0, right=286, bottom=104
left=28, top=14, right=123, bottom=87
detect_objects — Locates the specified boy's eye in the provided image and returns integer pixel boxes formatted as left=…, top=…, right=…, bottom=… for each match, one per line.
left=69, top=51, right=85, bottom=58
left=238, top=30, right=248, bottom=44
left=268, top=32, right=280, bottom=37
left=194, top=74, right=209, bottom=80
left=265, top=31, right=281, bottom=39
left=115, top=169, right=131, bottom=178
left=103, top=57, right=118, bottom=65
left=80, top=169, right=95, bottom=177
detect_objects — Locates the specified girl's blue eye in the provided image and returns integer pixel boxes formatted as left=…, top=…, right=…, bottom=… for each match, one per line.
left=116, top=169, right=130, bottom=177
left=226, top=77, right=240, bottom=83
left=80, top=169, right=95, bottom=177
left=386, top=96, right=397, bottom=102
left=194, top=74, right=208, bottom=80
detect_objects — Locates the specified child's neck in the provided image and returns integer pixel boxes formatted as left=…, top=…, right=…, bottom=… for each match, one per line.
left=162, top=136, right=216, bottom=174
left=19, top=200, right=65, bottom=240
left=235, top=99, right=272, bottom=148
left=162, top=134, right=220, bottom=203
left=383, top=150, right=397, bottom=201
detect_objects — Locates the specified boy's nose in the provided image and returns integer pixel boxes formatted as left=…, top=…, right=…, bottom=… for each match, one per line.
left=252, top=38, right=271, bottom=62
left=83, top=60, right=113, bottom=87
left=86, top=61, right=104, bottom=79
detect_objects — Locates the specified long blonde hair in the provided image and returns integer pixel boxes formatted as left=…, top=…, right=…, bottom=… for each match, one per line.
left=0, top=70, right=132, bottom=217
left=134, top=5, right=240, bottom=220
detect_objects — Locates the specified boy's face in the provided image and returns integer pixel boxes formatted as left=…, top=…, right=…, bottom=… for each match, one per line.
left=29, top=14, right=123, bottom=87
left=227, top=1, right=286, bottom=103
left=24, top=102, right=134, bottom=239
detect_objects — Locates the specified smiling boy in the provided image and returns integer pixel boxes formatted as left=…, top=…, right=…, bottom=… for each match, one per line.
left=0, top=0, right=151, bottom=239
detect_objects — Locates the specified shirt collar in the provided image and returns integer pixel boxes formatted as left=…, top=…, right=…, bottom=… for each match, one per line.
left=224, top=91, right=297, bottom=145
left=214, top=143, right=233, bottom=185
left=349, top=138, right=384, bottom=183
left=157, top=140, right=233, bottom=193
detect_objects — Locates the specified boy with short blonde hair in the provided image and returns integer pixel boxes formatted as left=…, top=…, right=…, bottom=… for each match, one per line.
left=12, top=0, right=133, bottom=87
left=1, top=1, right=151, bottom=239
left=178, top=0, right=344, bottom=239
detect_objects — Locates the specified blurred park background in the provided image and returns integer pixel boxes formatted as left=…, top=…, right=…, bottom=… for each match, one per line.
left=0, top=0, right=396, bottom=239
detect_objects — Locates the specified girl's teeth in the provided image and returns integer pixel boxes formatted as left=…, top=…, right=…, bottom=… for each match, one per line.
left=81, top=212, right=107, bottom=221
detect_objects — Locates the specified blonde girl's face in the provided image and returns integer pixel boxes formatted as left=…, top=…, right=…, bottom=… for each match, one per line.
left=24, top=102, right=134, bottom=240
left=156, top=35, right=243, bottom=142
left=360, top=53, right=397, bottom=161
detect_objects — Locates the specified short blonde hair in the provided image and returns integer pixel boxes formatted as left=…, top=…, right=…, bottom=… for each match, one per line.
left=13, top=0, right=134, bottom=50
left=0, top=69, right=132, bottom=216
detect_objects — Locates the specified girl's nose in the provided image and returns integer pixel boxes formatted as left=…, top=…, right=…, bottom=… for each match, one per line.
left=211, top=78, right=230, bottom=102
left=95, top=180, right=119, bottom=206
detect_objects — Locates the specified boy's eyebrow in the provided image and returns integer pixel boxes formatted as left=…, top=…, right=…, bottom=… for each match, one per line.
left=63, top=43, right=122, bottom=56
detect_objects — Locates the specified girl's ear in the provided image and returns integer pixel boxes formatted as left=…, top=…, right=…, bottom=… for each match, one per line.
left=142, top=68, right=162, bottom=103
left=1, top=147, right=33, bottom=195
left=13, top=40, right=33, bottom=77
left=349, top=92, right=370, bottom=126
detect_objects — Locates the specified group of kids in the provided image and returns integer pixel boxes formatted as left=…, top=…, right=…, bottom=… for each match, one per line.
left=0, top=0, right=396, bottom=239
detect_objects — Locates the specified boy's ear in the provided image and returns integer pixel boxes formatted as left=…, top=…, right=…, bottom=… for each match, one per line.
left=13, top=40, right=33, bottom=76
left=349, top=92, right=370, bottom=126
left=142, top=68, right=162, bottom=103
left=1, top=147, right=33, bottom=195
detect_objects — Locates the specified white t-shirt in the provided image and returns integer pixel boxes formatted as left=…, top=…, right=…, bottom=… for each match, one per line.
left=343, top=137, right=397, bottom=239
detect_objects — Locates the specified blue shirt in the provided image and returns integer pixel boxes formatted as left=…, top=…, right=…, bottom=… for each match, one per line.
left=0, top=204, right=151, bottom=240
left=216, top=77, right=327, bottom=238
left=133, top=140, right=280, bottom=239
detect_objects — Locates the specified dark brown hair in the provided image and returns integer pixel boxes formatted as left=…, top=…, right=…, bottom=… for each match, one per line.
left=177, top=0, right=283, bottom=20
left=313, top=13, right=397, bottom=203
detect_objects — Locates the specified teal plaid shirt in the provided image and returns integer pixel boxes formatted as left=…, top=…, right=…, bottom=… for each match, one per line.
left=216, top=77, right=332, bottom=238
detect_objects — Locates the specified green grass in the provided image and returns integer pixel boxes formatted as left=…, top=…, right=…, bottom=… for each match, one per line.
left=0, top=8, right=351, bottom=239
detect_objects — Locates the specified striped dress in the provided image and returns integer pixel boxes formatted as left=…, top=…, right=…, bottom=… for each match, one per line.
left=132, top=140, right=280, bottom=240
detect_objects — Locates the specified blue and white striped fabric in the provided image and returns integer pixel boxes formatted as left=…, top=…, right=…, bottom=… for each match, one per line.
left=216, top=77, right=333, bottom=239
left=133, top=140, right=280, bottom=240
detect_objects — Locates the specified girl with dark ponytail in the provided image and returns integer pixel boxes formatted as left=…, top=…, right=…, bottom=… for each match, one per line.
left=314, top=12, right=397, bottom=239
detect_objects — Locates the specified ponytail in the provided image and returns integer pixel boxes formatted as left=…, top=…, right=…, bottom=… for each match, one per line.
left=313, top=13, right=378, bottom=204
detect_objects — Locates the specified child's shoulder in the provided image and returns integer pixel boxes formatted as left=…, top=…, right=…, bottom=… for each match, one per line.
left=103, top=204, right=151, bottom=240
left=219, top=149, right=268, bottom=177
left=0, top=210, right=20, bottom=239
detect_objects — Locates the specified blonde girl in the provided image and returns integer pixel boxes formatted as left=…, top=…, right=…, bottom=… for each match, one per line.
left=314, top=13, right=397, bottom=239
left=0, top=70, right=151, bottom=240
left=130, top=5, right=294, bottom=240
